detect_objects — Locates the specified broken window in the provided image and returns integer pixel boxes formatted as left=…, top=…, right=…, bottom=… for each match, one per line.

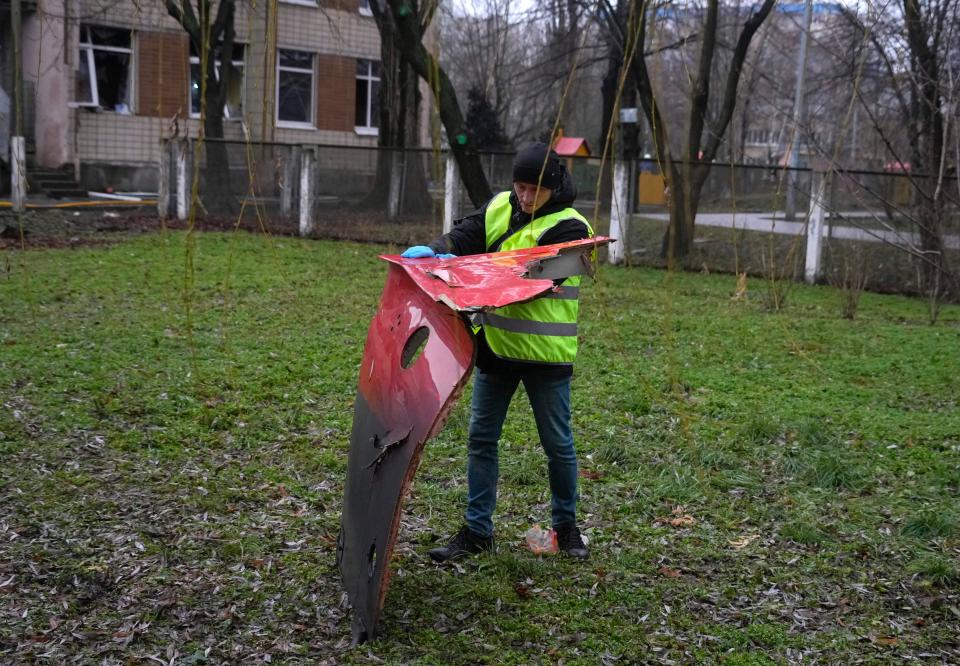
left=355, top=59, right=380, bottom=133
left=77, top=25, right=132, bottom=113
left=277, top=48, right=314, bottom=126
left=359, top=0, right=373, bottom=15
left=190, top=43, right=245, bottom=120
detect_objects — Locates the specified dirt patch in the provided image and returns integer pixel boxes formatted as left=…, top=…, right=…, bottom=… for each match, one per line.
left=0, top=206, right=446, bottom=251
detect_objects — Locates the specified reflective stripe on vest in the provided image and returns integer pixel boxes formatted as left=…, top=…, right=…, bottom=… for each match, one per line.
left=481, top=191, right=594, bottom=365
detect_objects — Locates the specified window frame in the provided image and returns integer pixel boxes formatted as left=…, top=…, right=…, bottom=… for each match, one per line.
left=354, top=58, right=380, bottom=136
left=276, top=47, right=316, bottom=129
left=189, top=44, right=246, bottom=121
left=75, top=25, right=134, bottom=112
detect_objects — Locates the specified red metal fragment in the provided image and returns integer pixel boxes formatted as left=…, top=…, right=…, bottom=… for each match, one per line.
left=338, top=237, right=609, bottom=643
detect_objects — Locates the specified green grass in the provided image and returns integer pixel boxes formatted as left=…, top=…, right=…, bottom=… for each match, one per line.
left=1, top=231, right=959, bottom=663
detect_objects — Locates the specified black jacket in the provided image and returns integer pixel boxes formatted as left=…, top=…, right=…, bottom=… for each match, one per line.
left=427, top=167, right=590, bottom=378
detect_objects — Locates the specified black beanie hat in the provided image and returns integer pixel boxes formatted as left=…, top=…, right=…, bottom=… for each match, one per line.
left=512, top=142, right=562, bottom=189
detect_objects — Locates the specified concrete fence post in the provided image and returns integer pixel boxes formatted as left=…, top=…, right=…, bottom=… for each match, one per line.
left=281, top=145, right=300, bottom=217
left=11, top=137, right=26, bottom=212
left=804, top=170, right=827, bottom=284
left=175, top=138, right=190, bottom=220
left=158, top=139, right=171, bottom=218
left=608, top=159, right=629, bottom=264
left=299, top=146, right=315, bottom=237
left=443, top=156, right=460, bottom=234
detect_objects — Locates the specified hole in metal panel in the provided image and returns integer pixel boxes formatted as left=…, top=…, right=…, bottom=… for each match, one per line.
left=367, top=542, right=377, bottom=579
left=400, top=326, right=429, bottom=369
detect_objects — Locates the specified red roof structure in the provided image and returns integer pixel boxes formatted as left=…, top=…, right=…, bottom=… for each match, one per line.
left=553, top=136, right=591, bottom=157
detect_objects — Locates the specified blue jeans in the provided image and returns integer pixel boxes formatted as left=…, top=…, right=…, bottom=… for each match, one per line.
left=465, top=371, right=578, bottom=537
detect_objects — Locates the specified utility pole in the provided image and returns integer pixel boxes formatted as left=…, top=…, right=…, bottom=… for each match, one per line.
left=784, top=0, right=814, bottom=221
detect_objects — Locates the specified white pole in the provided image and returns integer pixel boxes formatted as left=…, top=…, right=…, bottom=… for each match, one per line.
left=608, top=159, right=628, bottom=264
left=175, top=139, right=189, bottom=220
left=11, top=137, right=26, bottom=212
left=299, top=146, right=315, bottom=237
left=804, top=170, right=826, bottom=284
left=443, top=156, right=460, bottom=234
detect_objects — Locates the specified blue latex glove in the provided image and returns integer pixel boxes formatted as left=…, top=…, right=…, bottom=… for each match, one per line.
left=436, top=253, right=457, bottom=259
left=401, top=245, right=435, bottom=258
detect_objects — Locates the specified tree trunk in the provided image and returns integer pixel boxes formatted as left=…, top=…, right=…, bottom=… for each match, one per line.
left=165, top=0, right=236, bottom=215
left=363, top=2, right=438, bottom=214
left=399, top=66, right=432, bottom=214
left=902, top=0, right=949, bottom=299
left=385, top=0, right=492, bottom=207
left=362, top=19, right=403, bottom=211
left=202, top=90, right=235, bottom=215
left=661, top=162, right=708, bottom=263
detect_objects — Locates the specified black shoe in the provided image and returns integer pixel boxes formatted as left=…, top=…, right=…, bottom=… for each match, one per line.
left=555, top=522, right=589, bottom=560
left=427, top=525, right=494, bottom=563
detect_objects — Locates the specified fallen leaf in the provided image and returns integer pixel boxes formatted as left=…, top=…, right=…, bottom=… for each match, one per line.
left=658, top=566, right=681, bottom=578
left=728, top=534, right=759, bottom=549
left=870, top=635, right=898, bottom=646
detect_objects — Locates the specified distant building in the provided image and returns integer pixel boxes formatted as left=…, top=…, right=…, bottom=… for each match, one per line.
left=1, top=0, right=386, bottom=192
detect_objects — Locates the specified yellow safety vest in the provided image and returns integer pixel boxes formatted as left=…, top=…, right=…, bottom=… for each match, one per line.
left=480, top=191, right=594, bottom=365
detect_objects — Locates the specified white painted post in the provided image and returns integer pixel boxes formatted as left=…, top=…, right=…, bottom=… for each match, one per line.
left=387, top=149, right=403, bottom=219
left=608, top=159, right=629, bottom=264
left=11, top=137, right=26, bottom=212
left=443, top=156, right=460, bottom=234
left=175, top=138, right=189, bottom=220
left=804, top=170, right=827, bottom=284
left=158, top=139, right=170, bottom=218
left=299, top=146, right=315, bottom=237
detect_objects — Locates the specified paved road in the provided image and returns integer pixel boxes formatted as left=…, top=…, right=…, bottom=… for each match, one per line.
left=639, top=210, right=960, bottom=250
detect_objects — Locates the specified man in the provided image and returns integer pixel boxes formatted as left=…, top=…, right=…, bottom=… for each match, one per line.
left=401, top=142, right=593, bottom=561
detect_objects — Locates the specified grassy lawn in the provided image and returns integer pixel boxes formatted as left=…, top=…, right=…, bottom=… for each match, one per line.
left=1, top=230, right=958, bottom=664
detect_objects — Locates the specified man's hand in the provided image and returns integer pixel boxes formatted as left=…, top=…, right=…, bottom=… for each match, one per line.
left=401, top=246, right=457, bottom=260
left=401, top=245, right=435, bottom=258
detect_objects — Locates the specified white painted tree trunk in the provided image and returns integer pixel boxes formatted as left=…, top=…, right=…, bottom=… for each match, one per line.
left=608, top=160, right=629, bottom=264
left=175, top=139, right=189, bottom=220
left=299, top=147, right=315, bottom=237
left=443, top=156, right=460, bottom=234
left=11, top=137, right=25, bottom=212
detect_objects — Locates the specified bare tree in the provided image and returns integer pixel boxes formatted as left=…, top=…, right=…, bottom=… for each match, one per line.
left=600, top=0, right=777, bottom=262
left=846, top=0, right=960, bottom=306
left=362, top=1, right=432, bottom=214
left=165, top=0, right=237, bottom=214
left=372, top=0, right=492, bottom=206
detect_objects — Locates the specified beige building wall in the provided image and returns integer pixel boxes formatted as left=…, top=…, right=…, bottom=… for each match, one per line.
left=67, top=0, right=381, bottom=174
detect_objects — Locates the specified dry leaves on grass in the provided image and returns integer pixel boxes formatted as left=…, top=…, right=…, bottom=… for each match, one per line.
left=654, top=506, right=697, bottom=528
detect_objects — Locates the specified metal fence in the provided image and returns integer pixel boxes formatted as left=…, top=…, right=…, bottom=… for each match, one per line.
left=161, top=140, right=960, bottom=300
left=619, top=160, right=959, bottom=298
